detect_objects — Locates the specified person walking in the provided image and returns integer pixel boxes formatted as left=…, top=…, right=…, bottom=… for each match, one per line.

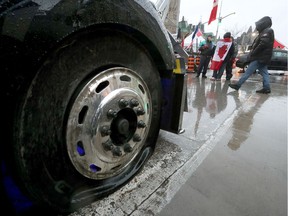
left=210, top=32, right=235, bottom=81
left=229, top=16, right=274, bottom=93
left=196, top=35, right=214, bottom=78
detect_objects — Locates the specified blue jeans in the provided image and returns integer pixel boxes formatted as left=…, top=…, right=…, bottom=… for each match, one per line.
left=237, top=60, right=270, bottom=90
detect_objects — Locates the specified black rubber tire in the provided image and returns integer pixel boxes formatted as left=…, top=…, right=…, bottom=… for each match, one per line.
left=11, top=30, right=162, bottom=213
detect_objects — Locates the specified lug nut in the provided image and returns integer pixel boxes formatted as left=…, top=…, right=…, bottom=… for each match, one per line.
left=102, top=140, right=114, bottom=151
left=112, top=146, right=122, bottom=156
left=133, top=134, right=142, bottom=142
left=100, top=126, right=111, bottom=136
left=130, top=99, right=139, bottom=107
left=107, top=109, right=117, bottom=118
left=136, top=107, right=145, bottom=116
left=124, top=143, right=133, bottom=153
left=137, top=120, right=146, bottom=128
left=119, top=99, right=128, bottom=108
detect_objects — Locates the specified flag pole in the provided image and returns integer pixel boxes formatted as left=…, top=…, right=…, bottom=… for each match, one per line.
left=215, top=0, right=223, bottom=41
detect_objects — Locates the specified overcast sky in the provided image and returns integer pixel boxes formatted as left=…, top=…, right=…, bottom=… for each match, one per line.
left=151, top=0, right=288, bottom=47
left=178, top=0, right=288, bottom=46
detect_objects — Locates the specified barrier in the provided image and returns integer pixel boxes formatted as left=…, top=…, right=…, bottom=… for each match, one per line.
left=186, top=55, right=195, bottom=73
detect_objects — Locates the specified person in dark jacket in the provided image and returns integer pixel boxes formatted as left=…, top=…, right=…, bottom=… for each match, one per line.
left=229, top=16, right=274, bottom=93
left=225, top=36, right=238, bottom=80
left=196, top=35, right=214, bottom=78
left=211, top=32, right=235, bottom=81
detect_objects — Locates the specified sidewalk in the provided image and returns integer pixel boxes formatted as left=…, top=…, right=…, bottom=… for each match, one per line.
left=159, top=70, right=287, bottom=216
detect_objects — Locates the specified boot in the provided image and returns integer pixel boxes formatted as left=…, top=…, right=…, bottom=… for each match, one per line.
left=256, top=88, right=271, bottom=94
left=229, top=83, right=240, bottom=90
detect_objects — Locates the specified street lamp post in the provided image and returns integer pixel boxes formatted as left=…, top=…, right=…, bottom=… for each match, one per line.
left=215, top=12, right=236, bottom=40
left=213, top=0, right=236, bottom=40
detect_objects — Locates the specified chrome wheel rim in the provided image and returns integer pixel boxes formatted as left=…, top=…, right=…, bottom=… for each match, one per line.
left=66, top=67, right=152, bottom=180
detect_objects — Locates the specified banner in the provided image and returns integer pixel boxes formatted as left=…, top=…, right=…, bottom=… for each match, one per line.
left=191, top=22, right=201, bottom=41
left=210, top=39, right=232, bottom=70
left=187, top=22, right=201, bottom=49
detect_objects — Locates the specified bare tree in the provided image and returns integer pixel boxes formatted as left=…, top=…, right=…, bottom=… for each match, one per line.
left=223, top=24, right=247, bottom=38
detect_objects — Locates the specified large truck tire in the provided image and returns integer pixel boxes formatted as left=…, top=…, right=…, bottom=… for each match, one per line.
left=10, top=30, right=162, bottom=214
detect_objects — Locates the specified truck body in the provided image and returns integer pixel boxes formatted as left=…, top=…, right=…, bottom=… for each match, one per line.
left=0, top=0, right=186, bottom=214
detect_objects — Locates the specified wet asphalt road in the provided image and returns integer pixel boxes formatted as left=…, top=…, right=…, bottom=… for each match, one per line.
left=69, top=69, right=287, bottom=216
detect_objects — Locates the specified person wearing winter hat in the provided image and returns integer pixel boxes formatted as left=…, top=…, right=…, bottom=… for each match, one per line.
left=229, top=16, right=274, bottom=93
left=210, top=32, right=235, bottom=81
left=223, top=32, right=231, bottom=38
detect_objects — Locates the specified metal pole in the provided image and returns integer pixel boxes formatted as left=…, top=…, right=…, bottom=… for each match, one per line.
left=215, top=0, right=223, bottom=41
left=215, top=12, right=236, bottom=40
left=221, top=12, right=236, bottom=20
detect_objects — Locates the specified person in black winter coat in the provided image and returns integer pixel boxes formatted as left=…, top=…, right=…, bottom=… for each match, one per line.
left=229, top=16, right=274, bottom=94
left=211, top=32, right=235, bottom=80
left=196, top=35, right=214, bottom=78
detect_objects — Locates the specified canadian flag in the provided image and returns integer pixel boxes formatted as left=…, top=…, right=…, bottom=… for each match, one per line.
left=210, top=38, right=232, bottom=70
left=208, top=0, right=218, bottom=25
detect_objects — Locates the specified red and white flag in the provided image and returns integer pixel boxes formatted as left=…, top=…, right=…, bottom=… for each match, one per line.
left=210, top=38, right=232, bottom=70
left=208, top=0, right=218, bottom=25
left=273, top=39, right=285, bottom=49
left=196, top=29, right=203, bottom=37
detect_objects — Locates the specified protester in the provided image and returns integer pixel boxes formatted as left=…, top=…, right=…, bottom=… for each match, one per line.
left=229, top=16, right=274, bottom=93
left=210, top=32, right=235, bottom=81
left=225, top=36, right=238, bottom=80
left=196, top=35, right=214, bottom=78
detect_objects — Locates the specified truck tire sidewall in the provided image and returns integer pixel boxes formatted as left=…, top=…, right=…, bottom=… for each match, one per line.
left=13, top=31, right=162, bottom=211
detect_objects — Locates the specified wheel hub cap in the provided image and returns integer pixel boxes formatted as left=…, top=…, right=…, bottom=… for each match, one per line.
left=66, top=67, right=152, bottom=180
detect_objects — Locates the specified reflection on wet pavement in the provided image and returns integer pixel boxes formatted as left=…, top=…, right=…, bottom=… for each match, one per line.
left=227, top=93, right=269, bottom=151
left=183, top=69, right=288, bottom=143
left=159, top=69, right=287, bottom=216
